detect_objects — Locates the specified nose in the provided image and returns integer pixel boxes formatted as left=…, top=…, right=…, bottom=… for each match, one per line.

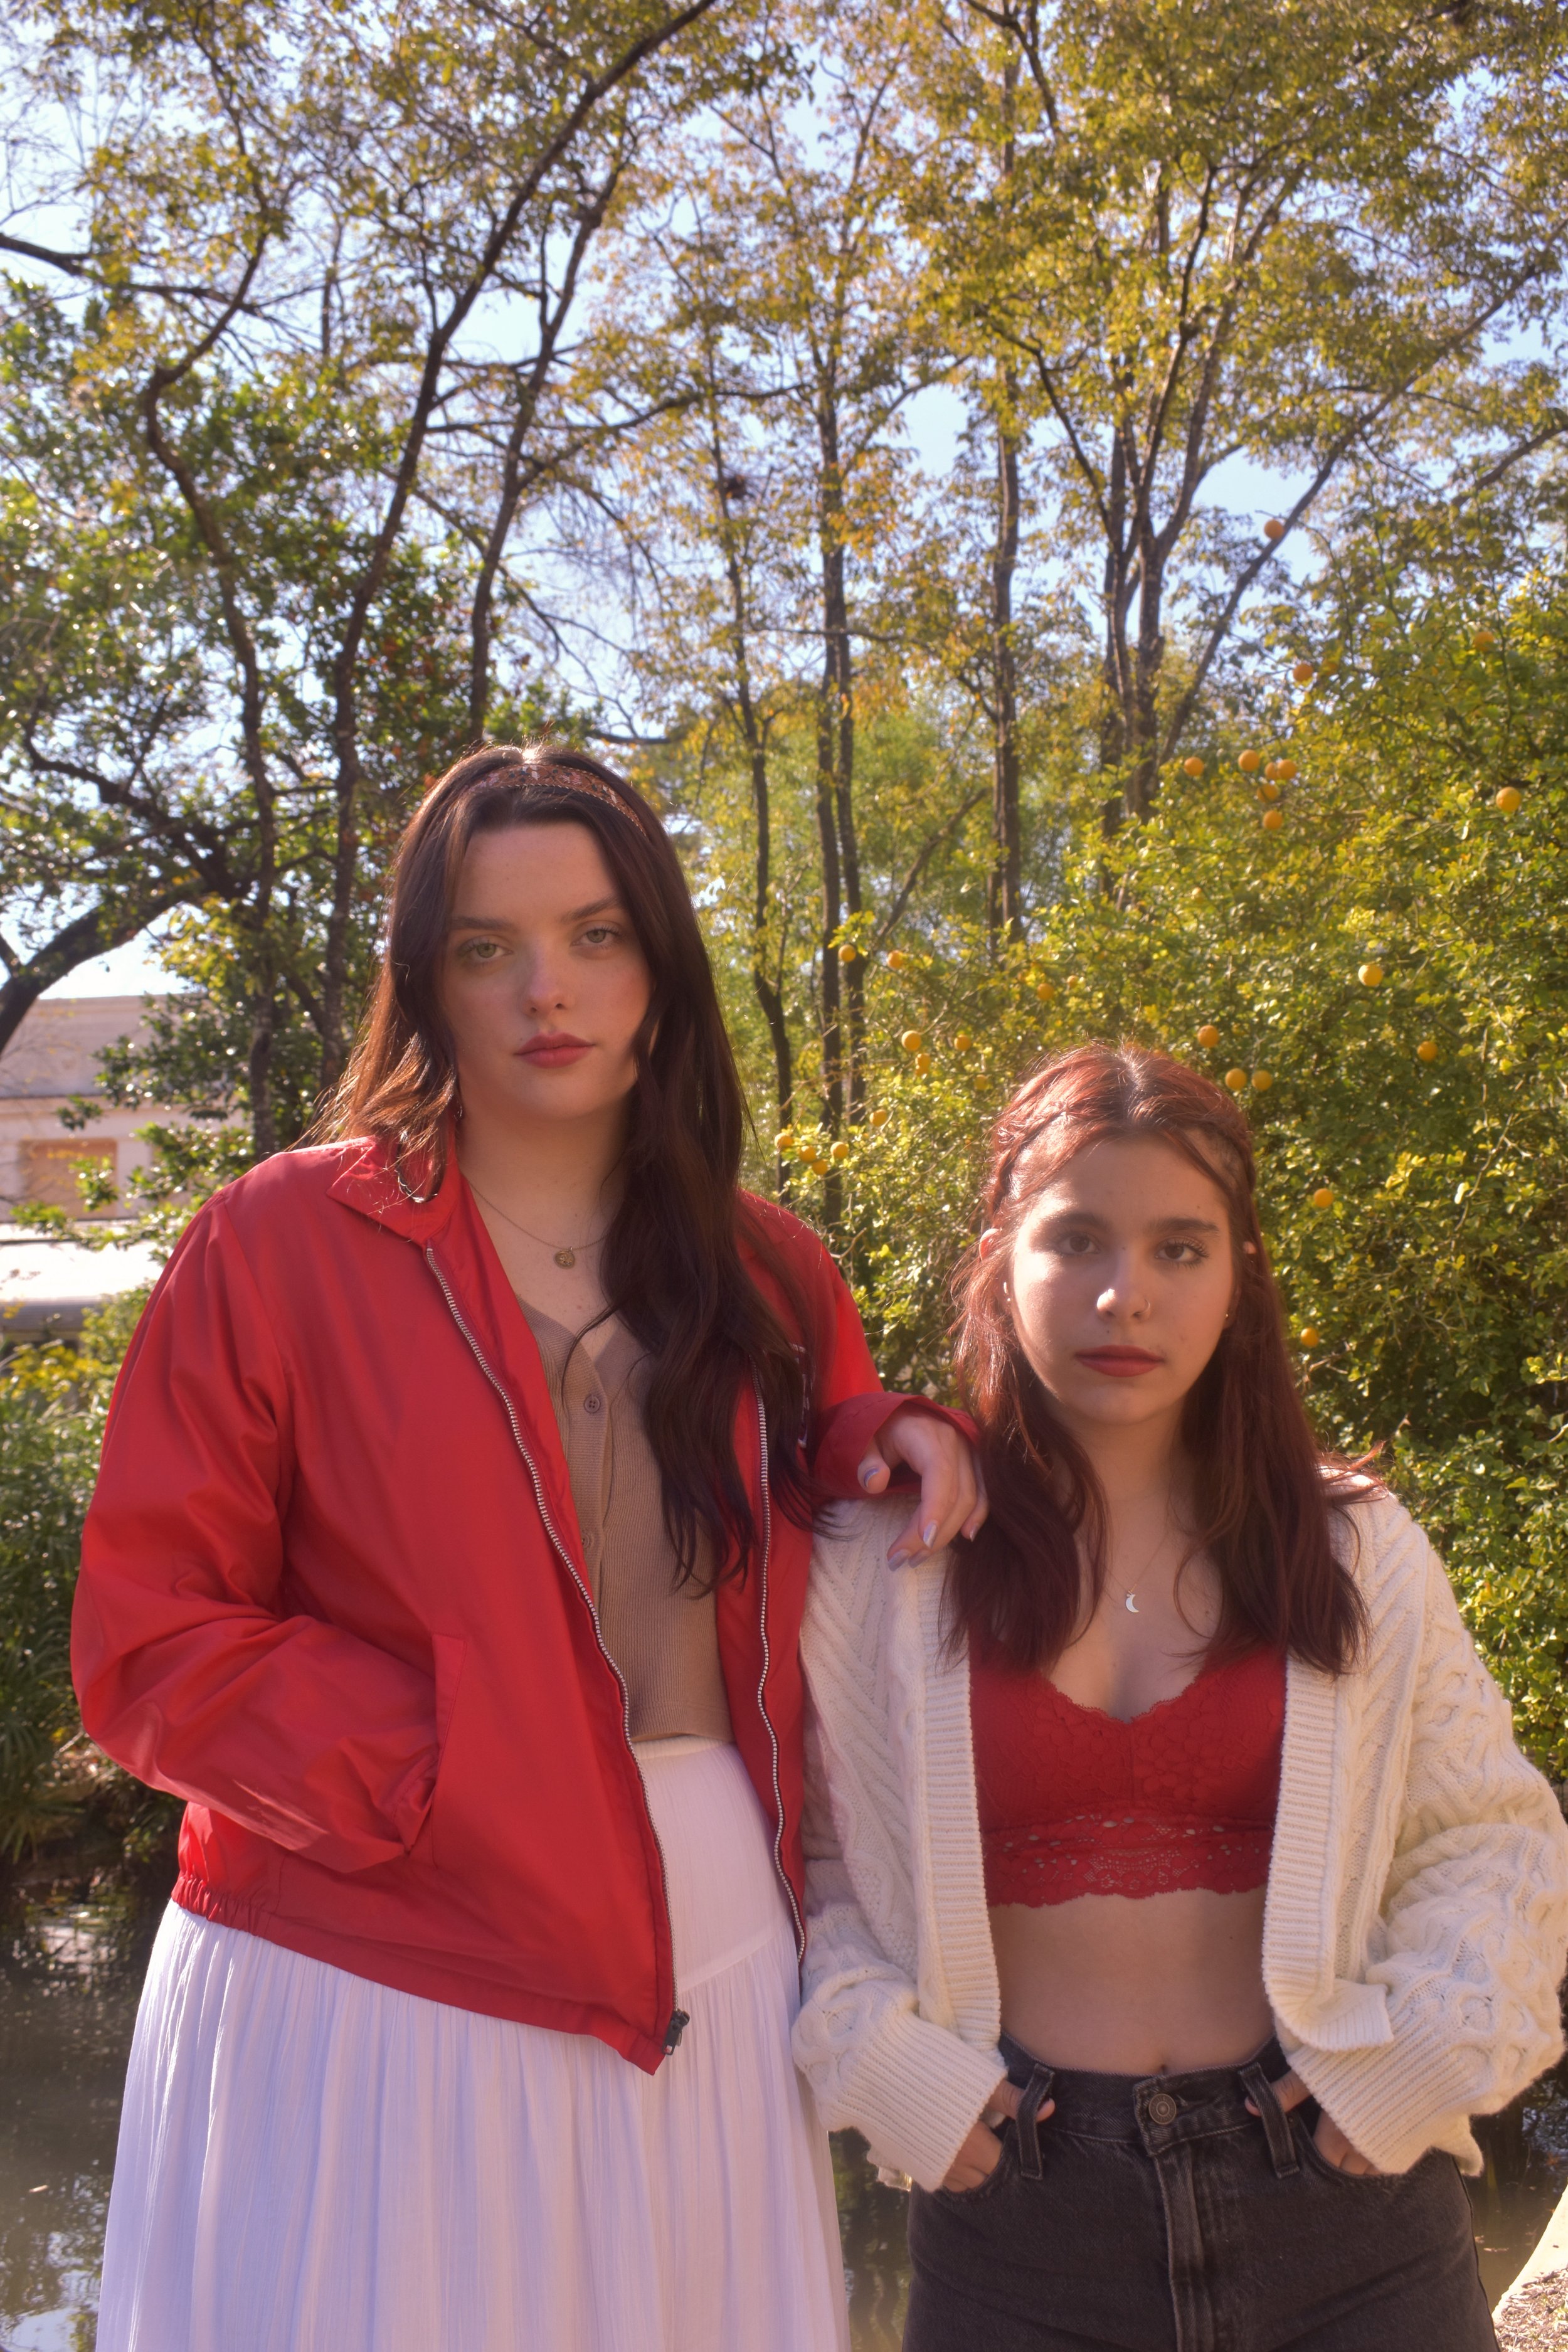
left=1096, top=1268, right=1150, bottom=1320
left=517, top=944, right=571, bottom=1015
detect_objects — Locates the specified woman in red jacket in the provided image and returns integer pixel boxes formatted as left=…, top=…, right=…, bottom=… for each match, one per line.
left=75, top=743, right=980, bottom=2352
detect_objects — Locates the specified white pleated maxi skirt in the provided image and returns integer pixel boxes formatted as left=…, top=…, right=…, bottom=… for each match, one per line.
left=97, top=1737, right=850, bottom=2352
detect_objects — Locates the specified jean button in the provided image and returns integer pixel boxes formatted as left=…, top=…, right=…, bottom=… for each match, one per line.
left=1148, top=2091, right=1179, bottom=2126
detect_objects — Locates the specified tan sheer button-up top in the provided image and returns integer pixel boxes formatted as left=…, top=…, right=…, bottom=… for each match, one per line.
left=520, top=1304, right=734, bottom=1745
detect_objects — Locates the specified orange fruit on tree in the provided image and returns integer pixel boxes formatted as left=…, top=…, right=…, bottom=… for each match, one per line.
left=1495, top=786, right=1522, bottom=814
left=1238, top=749, right=1262, bottom=773
left=830, top=1139, right=849, bottom=1162
left=1251, top=1068, right=1274, bottom=1091
left=1298, top=1327, right=1322, bottom=1350
left=1358, top=961, right=1384, bottom=987
left=1276, top=758, right=1298, bottom=781
left=1035, top=980, right=1056, bottom=1002
left=1182, top=756, right=1205, bottom=778
left=1417, top=1039, right=1438, bottom=1063
left=1258, top=781, right=1281, bottom=803
left=1197, top=1024, right=1221, bottom=1049
left=954, top=1031, right=973, bottom=1051
left=1264, top=519, right=1286, bottom=541
left=1292, top=660, right=1316, bottom=685
left=838, top=942, right=857, bottom=963
left=1262, top=809, right=1284, bottom=832
left=886, top=949, right=908, bottom=970
left=1224, top=1068, right=1248, bottom=1092
left=914, top=1051, right=932, bottom=1075
left=870, top=1107, right=889, bottom=1129
left=900, top=1029, right=923, bottom=1052
left=1472, top=627, right=1497, bottom=651
left=1311, top=1187, right=1334, bottom=1209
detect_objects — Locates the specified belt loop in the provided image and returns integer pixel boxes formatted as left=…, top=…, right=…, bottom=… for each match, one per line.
left=1240, top=2062, right=1298, bottom=2178
left=1014, top=2062, right=1055, bottom=2180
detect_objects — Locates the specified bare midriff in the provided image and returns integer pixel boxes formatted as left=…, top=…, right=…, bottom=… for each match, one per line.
left=990, top=1883, right=1273, bottom=2074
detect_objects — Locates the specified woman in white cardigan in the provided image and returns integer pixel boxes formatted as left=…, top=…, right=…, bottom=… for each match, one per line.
left=795, top=1045, right=1568, bottom=2352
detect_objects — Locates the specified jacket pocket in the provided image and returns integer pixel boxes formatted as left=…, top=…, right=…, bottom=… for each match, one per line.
left=425, top=1632, right=469, bottom=1873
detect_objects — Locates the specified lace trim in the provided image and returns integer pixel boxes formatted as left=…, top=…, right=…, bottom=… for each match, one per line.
left=983, top=1814, right=1273, bottom=1907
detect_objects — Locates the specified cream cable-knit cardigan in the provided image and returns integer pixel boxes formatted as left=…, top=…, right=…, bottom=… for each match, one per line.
left=792, top=1490, right=1568, bottom=2192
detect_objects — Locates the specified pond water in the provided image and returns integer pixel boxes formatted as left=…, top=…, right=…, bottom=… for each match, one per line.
left=3, top=1881, right=1564, bottom=2351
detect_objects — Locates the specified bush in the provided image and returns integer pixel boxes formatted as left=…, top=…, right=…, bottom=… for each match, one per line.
left=0, top=1298, right=181, bottom=1871
left=774, top=580, right=1568, bottom=1765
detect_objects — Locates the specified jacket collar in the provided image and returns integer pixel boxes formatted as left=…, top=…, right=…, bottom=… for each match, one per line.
left=326, top=1126, right=465, bottom=1244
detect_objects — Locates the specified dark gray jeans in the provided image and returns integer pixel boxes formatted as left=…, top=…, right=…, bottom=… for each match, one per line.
left=904, top=2033, right=1496, bottom=2352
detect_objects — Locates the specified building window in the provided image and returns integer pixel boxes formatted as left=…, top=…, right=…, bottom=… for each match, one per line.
left=23, top=1140, right=119, bottom=1214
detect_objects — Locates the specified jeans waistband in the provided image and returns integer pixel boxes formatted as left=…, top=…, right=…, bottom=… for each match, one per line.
left=998, top=2029, right=1290, bottom=2145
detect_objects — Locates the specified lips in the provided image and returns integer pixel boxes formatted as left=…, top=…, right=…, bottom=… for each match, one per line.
left=1075, top=1348, right=1164, bottom=1378
left=517, top=1032, right=591, bottom=1069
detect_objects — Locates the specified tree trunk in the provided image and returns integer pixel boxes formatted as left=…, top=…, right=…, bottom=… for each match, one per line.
left=990, top=413, right=1023, bottom=942
left=748, top=734, right=793, bottom=1160
left=818, top=389, right=862, bottom=1130
left=814, top=684, right=845, bottom=1155
left=1125, top=546, right=1165, bottom=821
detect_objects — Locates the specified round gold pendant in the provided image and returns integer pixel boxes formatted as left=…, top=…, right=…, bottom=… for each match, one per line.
left=554, top=1247, right=576, bottom=1269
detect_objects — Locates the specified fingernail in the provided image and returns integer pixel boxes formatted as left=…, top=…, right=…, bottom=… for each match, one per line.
left=960, top=1516, right=980, bottom=1542
left=859, top=1463, right=876, bottom=1488
left=923, top=1522, right=938, bottom=1549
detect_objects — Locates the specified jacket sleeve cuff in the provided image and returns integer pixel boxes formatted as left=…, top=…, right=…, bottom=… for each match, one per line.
left=812, top=1393, right=977, bottom=1500
left=834, top=2005, right=1005, bottom=2191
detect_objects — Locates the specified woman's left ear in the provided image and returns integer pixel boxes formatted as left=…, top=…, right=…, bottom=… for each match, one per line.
left=978, top=1226, right=1001, bottom=1261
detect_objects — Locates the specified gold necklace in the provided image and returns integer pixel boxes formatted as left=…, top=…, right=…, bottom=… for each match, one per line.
left=467, top=1179, right=607, bottom=1270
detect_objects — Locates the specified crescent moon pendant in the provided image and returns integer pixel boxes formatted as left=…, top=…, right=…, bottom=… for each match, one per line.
left=1125, top=1594, right=1140, bottom=1613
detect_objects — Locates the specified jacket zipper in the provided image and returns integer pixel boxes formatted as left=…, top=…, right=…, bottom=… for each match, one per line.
left=753, top=1391, right=806, bottom=1956
left=423, top=1244, right=687, bottom=2054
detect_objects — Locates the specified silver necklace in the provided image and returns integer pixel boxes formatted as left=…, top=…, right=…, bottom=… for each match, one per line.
left=1106, top=1510, right=1177, bottom=1616
left=467, top=1179, right=607, bottom=1271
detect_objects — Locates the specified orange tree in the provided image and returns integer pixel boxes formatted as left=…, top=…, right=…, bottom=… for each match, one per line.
left=758, top=582, right=1568, bottom=1767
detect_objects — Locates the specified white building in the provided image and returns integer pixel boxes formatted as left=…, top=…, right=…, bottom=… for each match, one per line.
left=0, top=994, right=171, bottom=1217
left=0, top=994, right=179, bottom=1339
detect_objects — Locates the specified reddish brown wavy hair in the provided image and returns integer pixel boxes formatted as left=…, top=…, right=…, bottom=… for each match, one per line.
left=946, top=1044, right=1366, bottom=1675
left=324, top=741, right=816, bottom=1580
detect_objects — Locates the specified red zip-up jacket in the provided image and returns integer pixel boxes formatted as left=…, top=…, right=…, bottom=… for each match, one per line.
left=73, top=1137, right=954, bottom=2072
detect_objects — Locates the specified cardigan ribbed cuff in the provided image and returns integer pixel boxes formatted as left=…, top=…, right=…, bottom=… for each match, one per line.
left=1286, top=2008, right=1516, bottom=2176
left=838, top=2005, right=1007, bottom=2193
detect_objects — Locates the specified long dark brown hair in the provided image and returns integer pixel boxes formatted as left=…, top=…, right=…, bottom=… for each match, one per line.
left=948, top=1044, right=1367, bottom=1675
left=324, top=741, right=816, bottom=1580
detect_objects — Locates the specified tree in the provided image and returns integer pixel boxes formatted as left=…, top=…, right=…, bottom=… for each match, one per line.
left=0, top=0, right=731, bottom=1148
left=601, top=16, right=956, bottom=1192
left=775, top=544, right=1568, bottom=1761
left=906, top=0, right=1568, bottom=822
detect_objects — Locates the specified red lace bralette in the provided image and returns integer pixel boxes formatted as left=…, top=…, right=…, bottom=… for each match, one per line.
left=970, top=1643, right=1285, bottom=1907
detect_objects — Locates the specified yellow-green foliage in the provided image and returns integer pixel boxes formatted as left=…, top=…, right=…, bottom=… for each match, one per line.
left=769, top=593, right=1568, bottom=1765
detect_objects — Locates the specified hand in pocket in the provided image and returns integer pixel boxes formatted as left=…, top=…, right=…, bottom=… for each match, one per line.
left=1246, top=2069, right=1382, bottom=2176
left=941, top=2077, right=1043, bottom=2192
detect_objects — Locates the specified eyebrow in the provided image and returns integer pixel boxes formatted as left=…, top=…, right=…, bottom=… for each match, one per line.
left=1035, top=1209, right=1222, bottom=1236
left=448, top=896, right=625, bottom=932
